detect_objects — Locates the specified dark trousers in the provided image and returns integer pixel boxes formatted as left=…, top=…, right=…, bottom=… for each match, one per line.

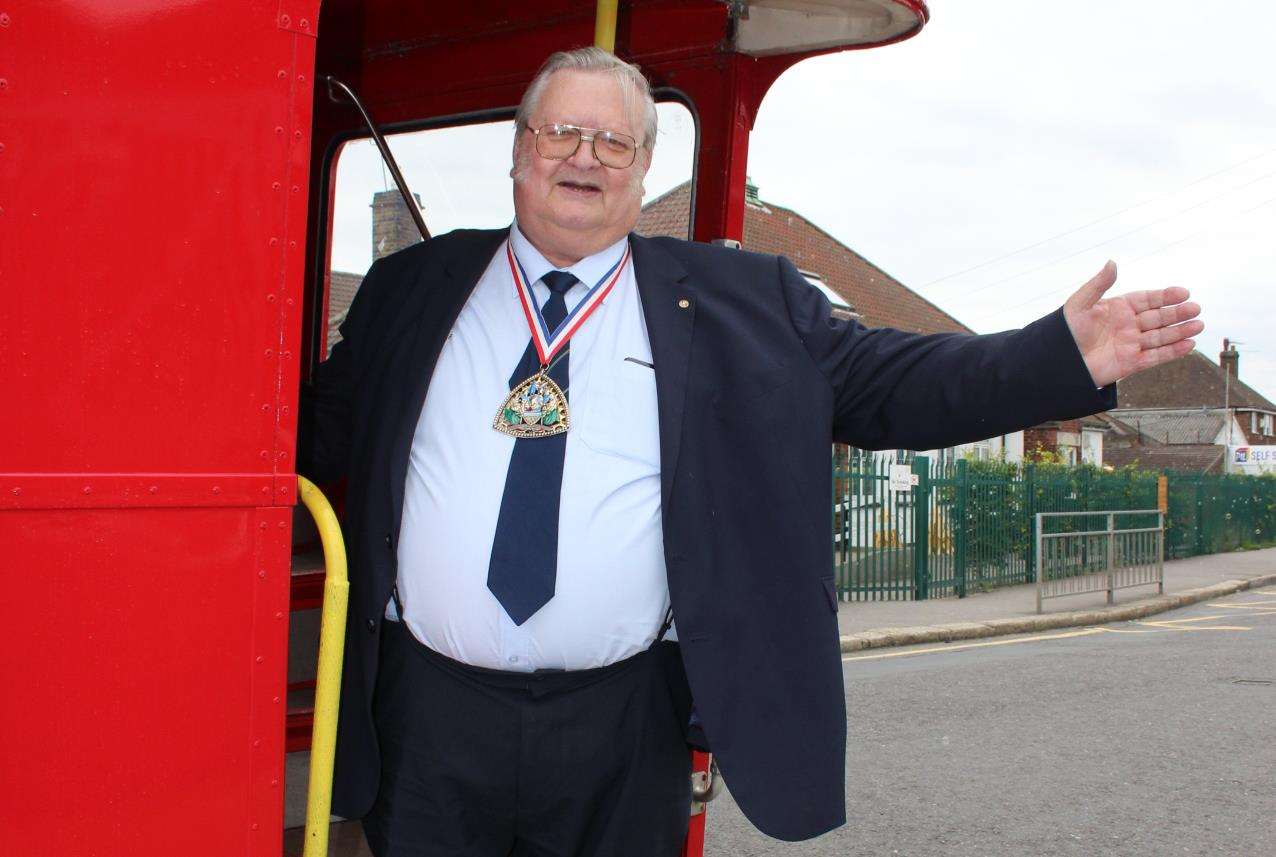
left=363, top=620, right=694, bottom=857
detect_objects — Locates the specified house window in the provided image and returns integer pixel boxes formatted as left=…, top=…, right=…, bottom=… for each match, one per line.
left=800, top=270, right=854, bottom=314
left=1262, top=413, right=1274, bottom=436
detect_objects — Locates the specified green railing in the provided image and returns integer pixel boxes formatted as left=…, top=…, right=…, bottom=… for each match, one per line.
left=831, top=446, right=1276, bottom=601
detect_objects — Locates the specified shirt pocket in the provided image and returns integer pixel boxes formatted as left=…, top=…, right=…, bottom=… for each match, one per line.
left=578, top=357, right=661, bottom=468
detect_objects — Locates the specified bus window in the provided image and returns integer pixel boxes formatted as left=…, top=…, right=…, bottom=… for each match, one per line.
left=322, top=100, right=696, bottom=358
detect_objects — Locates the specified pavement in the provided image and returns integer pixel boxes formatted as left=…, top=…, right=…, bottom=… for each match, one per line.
left=837, top=545, right=1276, bottom=652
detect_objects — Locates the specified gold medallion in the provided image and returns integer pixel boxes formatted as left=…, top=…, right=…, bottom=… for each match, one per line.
left=492, top=371, right=571, bottom=438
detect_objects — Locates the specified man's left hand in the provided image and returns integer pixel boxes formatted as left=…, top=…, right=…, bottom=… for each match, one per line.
left=1062, top=260, right=1204, bottom=388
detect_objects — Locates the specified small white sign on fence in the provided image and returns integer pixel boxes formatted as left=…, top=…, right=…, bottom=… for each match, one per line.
left=889, top=464, right=919, bottom=492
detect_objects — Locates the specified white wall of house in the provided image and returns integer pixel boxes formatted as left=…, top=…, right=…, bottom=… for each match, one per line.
left=1081, top=427, right=1104, bottom=465
left=947, top=431, right=1024, bottom=463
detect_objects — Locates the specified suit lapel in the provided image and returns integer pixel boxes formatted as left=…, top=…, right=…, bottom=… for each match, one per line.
left=388, top=229, right=508, bottom=536
left=630, top=234, right=694, bottom=511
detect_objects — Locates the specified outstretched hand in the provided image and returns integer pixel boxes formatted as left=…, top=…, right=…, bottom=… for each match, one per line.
left=1062, top=261, right=1203, bottom=388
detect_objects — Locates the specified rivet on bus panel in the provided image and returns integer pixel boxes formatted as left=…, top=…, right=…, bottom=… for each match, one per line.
left=256, top=656, right=264, bottom=664
left=258, top=570, right=266, bottom=579
left=149, top=485, right=158, bottom=494
left=82, top=486, right=91, bottom=494
left=11, top=487, right=21, bottom=496
left=274, top=126, right=284, bottom=135
left=279, top=14, right=290, bottom=26
left=276, top=70, right=286, bottom=80
left=212, top=486, right=221, bottom=494
left=272, top=182, right=281, bottom=191
left=0, top=13, right=10, bottom=26
left=300, top=19, right=310, bottom=29
left=268, top=237, right=278, bottom=247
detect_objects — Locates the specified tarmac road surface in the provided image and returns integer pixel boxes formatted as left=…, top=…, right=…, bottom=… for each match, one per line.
left=703, top=586, right=1276, bottom=857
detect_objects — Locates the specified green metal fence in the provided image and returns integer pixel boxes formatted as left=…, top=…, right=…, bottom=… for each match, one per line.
left=831, top=445, right=1276, bottom=601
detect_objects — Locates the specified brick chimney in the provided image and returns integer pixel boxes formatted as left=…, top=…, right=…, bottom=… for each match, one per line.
left=371, top=189, right=429, bottom=261
left=1219, top=338, right=1239, bottom=380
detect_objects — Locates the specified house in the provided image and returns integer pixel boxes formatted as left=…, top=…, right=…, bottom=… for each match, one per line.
left=326, top=190, right=428, bottom=350
left=1103, top=339, right=1276, bottom=474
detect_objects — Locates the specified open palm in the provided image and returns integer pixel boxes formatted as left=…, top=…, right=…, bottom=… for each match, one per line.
left=1063, top=261, right=1203, bottom=388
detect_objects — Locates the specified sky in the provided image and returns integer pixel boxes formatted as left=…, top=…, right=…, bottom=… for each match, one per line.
left=331, top=0, right=1275, bottom=403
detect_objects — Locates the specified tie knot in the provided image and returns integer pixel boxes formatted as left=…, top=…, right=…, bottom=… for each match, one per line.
left=541, top=271, right=578, bottom=295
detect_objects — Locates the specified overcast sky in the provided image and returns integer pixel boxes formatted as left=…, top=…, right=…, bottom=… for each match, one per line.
left=748, top=1, right=1276, bottom=402
left=332, top=0, right=1274, bottom=402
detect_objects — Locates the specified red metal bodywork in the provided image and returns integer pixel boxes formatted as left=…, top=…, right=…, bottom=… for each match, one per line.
left=1, top=3, right=925, bottom=855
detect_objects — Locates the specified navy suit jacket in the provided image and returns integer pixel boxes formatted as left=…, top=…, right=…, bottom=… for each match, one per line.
left=298, top=228, right=1116, bottom=841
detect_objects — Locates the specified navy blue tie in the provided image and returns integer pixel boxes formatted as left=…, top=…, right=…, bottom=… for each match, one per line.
left=487, top=271, right=577, bottom=625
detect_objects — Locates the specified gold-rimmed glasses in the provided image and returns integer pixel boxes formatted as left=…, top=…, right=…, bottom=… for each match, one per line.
left=526, top=122, right=640, bottom=169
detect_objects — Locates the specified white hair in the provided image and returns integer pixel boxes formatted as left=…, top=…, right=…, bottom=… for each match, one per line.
left=514, top=47, right=658, bottom=150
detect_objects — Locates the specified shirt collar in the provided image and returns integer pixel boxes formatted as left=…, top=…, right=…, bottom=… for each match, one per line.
left=509, top=221, right=629, bottom=294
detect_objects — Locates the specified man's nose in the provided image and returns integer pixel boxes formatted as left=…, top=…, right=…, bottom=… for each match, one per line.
left=567, top=136, right=601, bottom=168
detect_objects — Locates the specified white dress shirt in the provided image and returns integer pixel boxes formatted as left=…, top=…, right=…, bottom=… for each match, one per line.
left=392, top=222, right=674, bottom=671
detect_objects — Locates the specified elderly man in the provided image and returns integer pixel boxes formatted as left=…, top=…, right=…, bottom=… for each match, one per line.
left=300, top=47, right=1203, bottom=857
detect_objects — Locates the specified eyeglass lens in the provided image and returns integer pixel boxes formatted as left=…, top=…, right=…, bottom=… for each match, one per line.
left=536, top=125, right=636, bottom=168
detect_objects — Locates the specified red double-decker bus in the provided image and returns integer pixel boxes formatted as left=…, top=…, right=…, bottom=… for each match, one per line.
left=1, top=2, right=928, bottom=855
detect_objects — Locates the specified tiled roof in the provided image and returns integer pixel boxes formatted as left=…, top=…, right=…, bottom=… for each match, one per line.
left=635, top=182, right=972, bottom=335
left=1108, top=409, right=1227, bottom=446
left=1103, top=443, right=1226, bottom=475
left=1116, top=350, right=1276, bottom=411
left=326, top=270, right=364, bottom=350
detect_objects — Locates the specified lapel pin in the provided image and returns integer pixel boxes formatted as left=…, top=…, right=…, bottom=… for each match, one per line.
left=677, top=298, right=690, bottom=309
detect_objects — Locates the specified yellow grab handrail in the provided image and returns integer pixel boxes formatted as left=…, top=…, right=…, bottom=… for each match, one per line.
left=296, top=476, right=351, bottom=857
left=594, top=0, right=618, bottom=52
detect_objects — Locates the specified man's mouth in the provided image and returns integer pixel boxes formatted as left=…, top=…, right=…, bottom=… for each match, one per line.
left=557, top=180, right=602, bottom=197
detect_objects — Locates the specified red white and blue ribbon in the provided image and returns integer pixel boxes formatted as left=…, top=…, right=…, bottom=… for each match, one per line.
left=506, top=239, right=631, bottom=366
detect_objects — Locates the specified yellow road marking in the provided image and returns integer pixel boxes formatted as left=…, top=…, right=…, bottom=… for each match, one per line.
left=842, top=628, right=1103, bottom=662
left=1209, top=601, right=1276, bottom=608
left=1137, top=619, right=1251, bottom=631
left=1094, top=627, right=1156, bottom=634
left=1143, top=614, right=1229, bottom=624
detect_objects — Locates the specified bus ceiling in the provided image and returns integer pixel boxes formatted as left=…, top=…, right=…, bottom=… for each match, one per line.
left=310, top=1, right=928, bottom=126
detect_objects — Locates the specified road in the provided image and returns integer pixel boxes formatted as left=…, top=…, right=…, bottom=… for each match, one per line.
left=703, top=587, right=1276, bottom=857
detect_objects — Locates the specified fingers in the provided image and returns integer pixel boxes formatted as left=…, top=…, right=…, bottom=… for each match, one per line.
left=1136, top=298, right=1201, bottom=332
left=1138, top=338, right=1197, bottom=371
left=1126, top=285, right=1192, bottom=314
left=1071, top=260, right=1118, bottom=310
left=1140, top=318, right=1205, bottom=349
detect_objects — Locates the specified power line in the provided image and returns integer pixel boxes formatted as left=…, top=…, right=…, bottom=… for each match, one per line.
left=967, top=194, right=1276, bottom=324
left=954, top=169, right=1276, bottom=301
left=919, top=145, right=1276, bottom=290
